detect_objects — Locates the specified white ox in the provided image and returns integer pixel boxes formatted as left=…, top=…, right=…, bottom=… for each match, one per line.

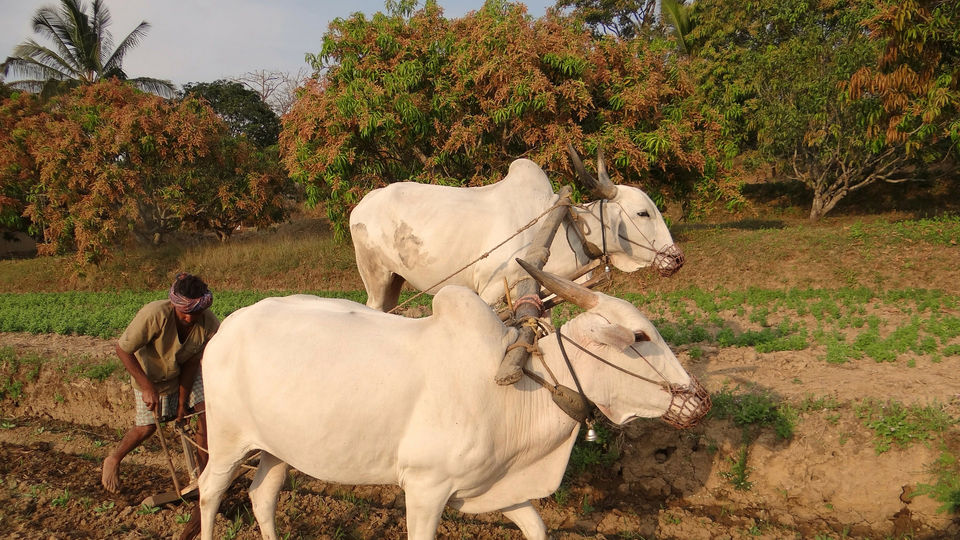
left=198, top=263, right=710, bottom=540
left=349, top=147, right=684, bottom=311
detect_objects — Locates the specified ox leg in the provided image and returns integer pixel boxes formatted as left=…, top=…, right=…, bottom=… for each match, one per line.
left=198, top=449, right=244, bottom=540
left=354, top=239, right=406, bottom=311
left=403, top=484, right=452, bottom=540
left=502, top=501, right=547, bottom=540
left=359, top=268, right=405, bottom=312
left=248, top=451, right=289, bottom=540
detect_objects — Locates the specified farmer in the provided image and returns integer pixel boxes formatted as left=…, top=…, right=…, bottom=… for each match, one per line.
left=100, top=272, right=219, bottom=494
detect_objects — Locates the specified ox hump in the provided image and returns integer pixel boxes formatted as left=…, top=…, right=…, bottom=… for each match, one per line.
left=431, top=286, right=513, bottom=343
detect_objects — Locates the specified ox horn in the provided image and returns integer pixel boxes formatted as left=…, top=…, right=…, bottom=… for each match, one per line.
left=516, top=258, right=598, bottom=311
left=566, top=143, right=618, bottom=200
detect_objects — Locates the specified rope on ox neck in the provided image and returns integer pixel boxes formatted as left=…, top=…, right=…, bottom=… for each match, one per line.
left=520, top=326, right=593, bottom=423
left=387, top=199, right=570, bottom=315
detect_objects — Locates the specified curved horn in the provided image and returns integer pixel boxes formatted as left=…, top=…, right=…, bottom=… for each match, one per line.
left=516, top=258, right=599, bottom=310
left=567, top=143, right=618, bottom=200
left=567, top=143, right=601, bottom=194
left=595, top=148, right=618, bottom=199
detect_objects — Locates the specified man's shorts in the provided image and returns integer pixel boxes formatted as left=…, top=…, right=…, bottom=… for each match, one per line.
left=133, top=371, right=204, bottom=426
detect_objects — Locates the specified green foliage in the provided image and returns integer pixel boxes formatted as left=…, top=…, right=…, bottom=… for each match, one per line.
left=566, top=422, right=619, bottom=478
left=284, top=1, right=737, bottom=238
left=0, top=80, right=289, bottom=264
left=849, top=0, right=960, bottom=157
left=691, top=0, right=921, bottom=221
left=79, top=360, right=119, bottom=382
left=855, top=399, right=956, bottom=454
left=719, top=444, right=753, bottom=491
left=709, top=386, right=795, bottom=439
left=50, top=489, right=70, bottom=507
left=181, top=80, right=281, bottom=148
left=136, top=503, right=160, bottom=515
left=917, top=451, right=960, bottom=514
left=0, top=289, right=429, bottom=338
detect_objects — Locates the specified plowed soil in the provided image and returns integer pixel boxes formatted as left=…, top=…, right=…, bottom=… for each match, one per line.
left=1, top=315, right=958, bottom=539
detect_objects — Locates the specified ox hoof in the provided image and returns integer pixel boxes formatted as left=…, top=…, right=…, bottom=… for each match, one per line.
left=495, top=366, right=522, bottom=386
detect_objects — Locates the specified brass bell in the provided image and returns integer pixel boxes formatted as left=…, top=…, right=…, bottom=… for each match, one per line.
left=584, top=420, right=598, bottom=442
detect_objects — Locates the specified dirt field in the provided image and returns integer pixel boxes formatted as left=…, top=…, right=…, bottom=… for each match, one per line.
left=2, top=180, right=960, bottom=539
left=1, top=304, right=958, bottom=539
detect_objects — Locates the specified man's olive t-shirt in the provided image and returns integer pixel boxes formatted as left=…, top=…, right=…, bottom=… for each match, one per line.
left=118, top=300, right=220, bottom=394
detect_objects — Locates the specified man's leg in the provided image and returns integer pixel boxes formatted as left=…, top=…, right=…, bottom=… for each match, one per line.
left=187, top=370, right=207, bottom=471
left=101, top=424, right=155, bottom=493
left=102, top=385, right=173, bottom=493
left=193, top=401, right=208, bottom=471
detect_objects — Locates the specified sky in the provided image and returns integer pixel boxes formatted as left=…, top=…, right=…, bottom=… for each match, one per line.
left=0, top=0, right=556, bottom=88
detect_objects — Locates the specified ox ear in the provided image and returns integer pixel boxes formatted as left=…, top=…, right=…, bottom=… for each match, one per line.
left=585, top=320, right=635, bottom=351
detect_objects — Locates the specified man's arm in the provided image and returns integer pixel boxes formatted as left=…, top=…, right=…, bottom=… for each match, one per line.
left=115, top=344, right=158, bottom=412
left=177, top=354, right=202, bottom=421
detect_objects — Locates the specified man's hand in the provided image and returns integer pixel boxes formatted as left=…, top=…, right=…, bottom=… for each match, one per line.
left=176, top=402, right=188, bottom=423
left=141, top=382, right=160, bottom=413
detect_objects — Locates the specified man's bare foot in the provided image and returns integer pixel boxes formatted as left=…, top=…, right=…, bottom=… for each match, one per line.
left=101, top=455, right=120, bottom=493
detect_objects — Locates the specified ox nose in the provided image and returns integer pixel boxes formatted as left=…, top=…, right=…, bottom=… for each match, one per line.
left=660, top=375, right=711, bottom=430
left=653, top=244, right=685, bottom=277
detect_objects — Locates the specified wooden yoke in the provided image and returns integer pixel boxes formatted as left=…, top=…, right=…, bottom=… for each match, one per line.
left=495, top=185, right=573, bottom=385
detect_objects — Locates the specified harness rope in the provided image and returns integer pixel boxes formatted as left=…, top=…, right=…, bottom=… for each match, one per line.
left=387, top=199, right=571, bottom=314
left=521, top=326, right=710, bottom=429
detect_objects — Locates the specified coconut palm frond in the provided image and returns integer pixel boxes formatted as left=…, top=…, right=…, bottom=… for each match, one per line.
left=1, top=55, right=71, bottom=83
left=9, top=40, right=77, bottom=79
left=6, top=0, right=169, bottom=97
left=127, top=76, right=176, bottom=99
left=30, top=9, right=81, bottom=73
left=103, top=21, right=151, bottom=75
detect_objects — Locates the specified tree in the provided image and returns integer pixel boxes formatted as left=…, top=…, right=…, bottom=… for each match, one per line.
left=692, top=0, right=923, bottom=221
left=7, top=80, right=287, bottom=263
left=233, top=69, right=312, bottom=117
left=282, top=0, right=738, bottom=237
left=0, top=0, right=174, bottom=98
left=181, top=80, right=281, bottom=148
left=0, top=91, right=43, bottom=233
left=848, top=0, right=960, bottom=158
left=553, top=0, right=659, bottom=38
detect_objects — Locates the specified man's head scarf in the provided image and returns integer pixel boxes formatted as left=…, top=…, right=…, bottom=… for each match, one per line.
left=169, top=273, right=213, bottom=313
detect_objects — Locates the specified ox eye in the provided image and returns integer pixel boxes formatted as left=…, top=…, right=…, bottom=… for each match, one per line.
left=637, top=210, right=650, bottom=218
left=634, top=331, right=651, bottom=342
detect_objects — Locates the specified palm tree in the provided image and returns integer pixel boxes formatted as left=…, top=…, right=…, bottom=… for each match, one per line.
left=0, top=0, right=174, bottom=98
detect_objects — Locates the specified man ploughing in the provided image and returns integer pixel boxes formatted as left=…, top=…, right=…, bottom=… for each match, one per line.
left=101, top=273, right=219, bottom=493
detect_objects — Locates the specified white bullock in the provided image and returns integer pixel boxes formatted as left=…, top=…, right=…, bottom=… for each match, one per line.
left=350, top=147, right=684, bottom=311
left=198, top=262, right=710, bottom=540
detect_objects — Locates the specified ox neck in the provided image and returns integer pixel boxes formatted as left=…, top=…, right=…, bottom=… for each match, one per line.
left=520, top=326, right=597, bottom=424
left=575, top=201, right=612, bottom=258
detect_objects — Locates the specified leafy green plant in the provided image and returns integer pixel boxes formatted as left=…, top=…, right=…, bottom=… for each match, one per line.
left=720, top=444, right=752, bottom=491
left=917, top=451, right=960, bottom=514
left=51, top=489, right=70, bottom=507
left=855, top=399, right=956, bottom=454
left=709, top=386, right=795, bottom=439
left=137, top=503, right=160, bottom=515
left=93, top=501, right=115, bottom=513
left=81, top=360, right=119, bottom=382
